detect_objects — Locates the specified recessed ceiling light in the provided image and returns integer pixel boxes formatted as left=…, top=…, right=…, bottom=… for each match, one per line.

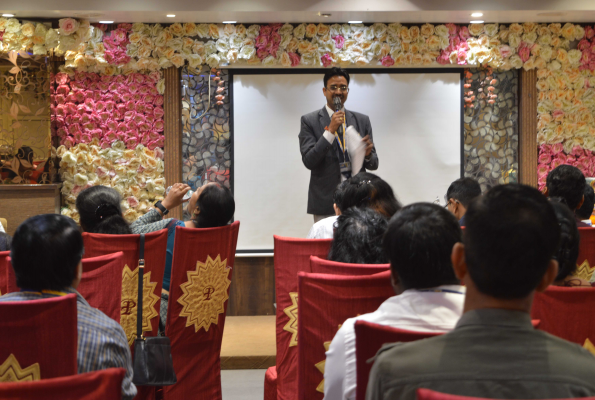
left=470, top=20, right=484, bottom=24
left=2, top=13, right=15, bottom=17
left=222, top=21, right=237, bottom=24
left=320, top=13, right=331, bottom=18
left=471, top=12, right=483, bottom=17
left=166, top=14, right=175, bottom=18
left=99, top=21, right=114, bottom=24
left=348, top=21, right=363, bottom=24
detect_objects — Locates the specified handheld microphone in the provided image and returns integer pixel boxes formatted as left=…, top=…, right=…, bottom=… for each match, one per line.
left=333, top=96, right=342, bottom=112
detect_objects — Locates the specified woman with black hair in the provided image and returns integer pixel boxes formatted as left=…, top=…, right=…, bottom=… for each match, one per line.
left=549, top=198, right=592, bottom=287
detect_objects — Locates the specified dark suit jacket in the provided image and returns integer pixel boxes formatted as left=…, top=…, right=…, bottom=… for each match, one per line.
left=298, top=106, right=379, bottom=215
left=366, top=309, right=595, bottom=400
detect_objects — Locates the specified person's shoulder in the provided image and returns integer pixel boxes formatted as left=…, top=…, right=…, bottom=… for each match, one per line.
left=301, top=108, right=324, bottom=120
left=348, top=110, right=371, bottom=121
left=76, top=298, right=128, bottom=341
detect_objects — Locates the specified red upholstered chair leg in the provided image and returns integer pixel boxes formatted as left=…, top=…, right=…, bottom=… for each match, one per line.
left=264, top=366, right=278, bottom=400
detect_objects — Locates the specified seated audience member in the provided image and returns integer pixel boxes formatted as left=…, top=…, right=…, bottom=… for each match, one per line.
left=549, top=199, right=592, bottom=287
left=0, top=232, right=11, bottom=251
left=324, top=203, right=464, bottom=400
left=576, top=184, right=595, bottom=226
left=545, top=165, right=590, bottom=227
left=130, top=182, right=235, bottom=328
left=367, top=184, right=595, bottom=400
left=445, top=177, right=482, bottom=226
left=0, top=215, right=136, bottom=400
left=76, top=186, right=133, bottom=234
left=327, top=207, right=388, bottom=264
left=342, top=172, right=401, bottom=218
left=307, top=181, right=350, bottom=239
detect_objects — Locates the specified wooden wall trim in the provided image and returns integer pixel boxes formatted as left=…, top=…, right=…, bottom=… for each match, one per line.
left=163, top=66, right=183, bottom=219
left=518, top=69, right=538, bottom=187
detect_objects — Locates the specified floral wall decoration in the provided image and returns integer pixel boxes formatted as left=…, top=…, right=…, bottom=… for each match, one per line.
left=181, top=65, right=230, bottom=199
left=536, top=25, right=595, bottom=190
left=51, top=70, right=166, bottom=222
left=0, top=18, right=588, bottom=72
left=464, top=68, right=519, bottom=192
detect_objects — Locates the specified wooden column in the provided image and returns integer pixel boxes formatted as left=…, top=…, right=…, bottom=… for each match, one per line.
left=518, top=69, right=538, bottom=187
left=163, top=66, right=183, bottom=219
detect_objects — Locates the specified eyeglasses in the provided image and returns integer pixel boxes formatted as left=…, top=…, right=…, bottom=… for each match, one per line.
left=328, top=85, right=349, bottom=93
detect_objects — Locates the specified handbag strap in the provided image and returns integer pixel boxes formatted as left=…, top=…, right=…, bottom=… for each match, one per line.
left=136, top=233, right=146, bottom=339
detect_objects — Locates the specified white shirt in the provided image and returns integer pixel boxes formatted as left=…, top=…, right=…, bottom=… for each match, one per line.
left=307, top=215, right=338, bottom=239
left=0, top=221, right=4, bottom=233
left=323, top=285, right=466, bottom=400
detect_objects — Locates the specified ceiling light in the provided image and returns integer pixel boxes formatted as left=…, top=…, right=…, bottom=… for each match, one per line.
left=470, top=20, right=484, bottom=24
left=2, top=13, right=15, bottom=17
left=320, top=13, right=331, bottom=18
left=471, top=12, right=483, bottom=17
left=99, top=21, right=114, bottom=24
left=222, top=21, right=237, bottom=24
left=166, top=14, right=175, bottom=18
left=348, top=21, right=363, bottom=24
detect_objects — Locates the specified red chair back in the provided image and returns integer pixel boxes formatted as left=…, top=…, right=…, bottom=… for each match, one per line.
left=0, top=250, right=9, bottom=295
left=354, top=320, right=442, bottom=400
left=0, top=294, right=77, bottom=380
left=532, top=286, right=595, bottom=345
left=274, top=236, right=332, bottom=400
left=77, top=252, right=126, bottom=323
left=0, top=368, right=125, bottom=399
left=577, top=228, right=595, bottom=281
left=163, top=221, right=240, bottom=400
left=416, top=388, right=595, bottom=400
left=297, top=270, right=395, bottom=400
left=82, top=230, right=168, bottom=346
left=310, top=256, right=390, bottom=275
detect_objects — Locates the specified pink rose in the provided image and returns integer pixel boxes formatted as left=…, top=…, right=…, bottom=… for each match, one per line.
left=54, top=94, right=65, bottom=105
left=56, top=85, right=70, bottom=95
left=144, top=104, right=154, bottom=115
left=256, top=48, right=269, bottom=60
left=138, top=85, right=150, bottom=95
left=586, top=26, right=595, bottom=40
left=144, top=94, right=155, bottom=104
left=124, top=111, right=136, bottom=121
left=116, top=132, right=127, bottom=142
left=321, top=53, right=333, bottom=68
left=436, top=51, right=451, bottom=65
left=135, top=102, right=145, bottom=113
left=260, top=25, right=273, bottom=36
left=499, top=45, right=512, bottom=59
left=381, top=55, right=395, bottom=67
left=133, top=114, right=145, bottom=124
left=517, top=42, right=532, bottom=63
left=84, top=98, right=95, bottom=112
left=153, top=107, right=164, bottom=120
left=56, top=73, right=69, bottom=85
left=110, top=29, right=128, bottom=45
left=459, top=26, right=470, bottom=40
left=457, top=48, right=468, bottom=65
left=153, top=121, right=164, bottom=132
left=139, top=122, right=151, bottom=132
left=155, top=147, right=165, bottom=160
left=537, top=163, right=550, bottom=178
left=140, top=135, right=151, bottom=147
left=551, top=154, right=567, bottom=169
left=333, top=35, right=345, bottom=50
left=126, top=137, right=139, bottom=150
left=127, top=196, right=139, bottom=208
left=551, top=143, right=564, bottom=154
left=131, top=93, right=142, bottom=102
left=255, top=34, right=270, bottom=50
left=153, top=95, right=164, bottom=106
left=571, top=146, right=585, bottom=157
left=446, top=23, right=458, bottom=37
left=578, top=39, right=591, bottom=52
left=98, top=112, right=111, bottom=123
left=148, top=130, right=161, bottom=140
left=288, top=52, right=300, bottom=67
left=117, top=122, right=127, bottom=132
left=61, top=136, right=75, bottom=148
left=98, top=82, right=110, bottom=92
left=66, top=93, right=77, bottom=103
left=122, top=93, right=132, bottom=102
left=74, top=92, right=85, bottom=103
left=538, top=152, right=551, bottom=164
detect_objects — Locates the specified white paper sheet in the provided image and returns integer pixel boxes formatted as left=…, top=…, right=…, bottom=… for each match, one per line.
left=346, top=125, right=367, bottom=174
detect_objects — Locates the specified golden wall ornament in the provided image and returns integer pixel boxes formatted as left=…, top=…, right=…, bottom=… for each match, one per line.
left=283, top=292, right=299, bottom=347
left=575, top=260, right=595, bottom=282
left=177, top=254, right=231, bottom=333
left=0, top=354, right=40, bottom=382
left=120, top=265, right=160, bottom=346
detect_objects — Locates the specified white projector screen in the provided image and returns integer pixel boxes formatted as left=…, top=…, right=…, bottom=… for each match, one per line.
left=232, top=72, right=461, bottom=252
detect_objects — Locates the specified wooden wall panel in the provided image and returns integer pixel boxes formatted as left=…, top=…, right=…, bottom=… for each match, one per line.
left=228, top=256, right=275, bottom=316
left=163, top=66, right=183, bottom=219
left=0, top=184, right=61, bottom=236
left=519, top=69, right=538, bottom=187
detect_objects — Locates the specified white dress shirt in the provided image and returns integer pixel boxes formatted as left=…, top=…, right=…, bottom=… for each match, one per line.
left=323, top=284, right=466, bottom=400
left=307, top=215, right=338, bottom=239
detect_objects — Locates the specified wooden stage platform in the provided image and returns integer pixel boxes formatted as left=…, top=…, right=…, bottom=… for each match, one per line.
left=221, top=315, right=276, bottom=370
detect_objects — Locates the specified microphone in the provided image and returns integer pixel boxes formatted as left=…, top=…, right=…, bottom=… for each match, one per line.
left=333, top=96, right=342, bottom=112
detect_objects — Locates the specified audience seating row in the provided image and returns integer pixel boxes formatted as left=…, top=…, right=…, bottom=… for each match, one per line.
left=0, top=222, right=240, bottom=400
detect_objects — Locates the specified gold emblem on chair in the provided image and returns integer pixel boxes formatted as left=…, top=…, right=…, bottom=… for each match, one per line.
left=120, top=265, right=160, bottom=346
left=283, top=292, right=299, bottom=347
left=315, top=341, right=332, bottom=393
left=584, top=338, right=595, bottom=356
left=178, top=255, right=230, bottom=333
left=575, top=260, right=595, bottom=282
left=0, top=354, right=40, bottom=382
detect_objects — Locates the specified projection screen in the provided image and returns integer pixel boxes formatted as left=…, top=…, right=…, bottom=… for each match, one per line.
left=232, top=71, right=461, bottom=252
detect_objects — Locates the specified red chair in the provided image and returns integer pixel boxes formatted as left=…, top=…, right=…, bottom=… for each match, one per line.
left=264, top=366, right=278, bottom=400
left=0, top=250, right=9, bottom=295
left=163, top=221, right=240, bottom=400
left=0, top=294, right=78, bottom=380
left=82, top=230, right=168, bottom=345
left=273, top=236, right=332, bottom=400
left=0, top=368, right=125, bottom=399
left=354, top=320, right=442, bottom=400
left=297, top=270, right=395, bottom=400
left=310, top=255, right=390, bottom=275
left=77, top=252, right=126, bottom=323
left=577, top=228, right=595, bottom=281
left=532, top=286, right=595, bottom=345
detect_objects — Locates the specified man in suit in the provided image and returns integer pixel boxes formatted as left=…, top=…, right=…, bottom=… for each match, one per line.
left=299, top=67, right=379, bottom=222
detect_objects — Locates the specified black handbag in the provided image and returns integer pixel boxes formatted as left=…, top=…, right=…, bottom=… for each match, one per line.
left=132, top=233, right=177, bottom=386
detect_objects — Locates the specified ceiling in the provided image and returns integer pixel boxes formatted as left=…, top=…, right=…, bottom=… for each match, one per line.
left=1, top=0, right=595, bottom=24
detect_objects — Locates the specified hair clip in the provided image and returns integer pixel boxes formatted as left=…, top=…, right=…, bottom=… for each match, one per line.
left=357, top=180, right=372, bottom=188
left=95, top=203, right=117, bottom=220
